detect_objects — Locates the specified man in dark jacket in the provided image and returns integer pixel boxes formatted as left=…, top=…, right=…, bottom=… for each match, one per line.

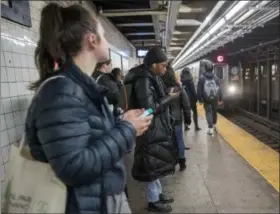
left=197, top=59, right=222, bottom=135
left=181, top=67, right=201, bottom=131
left=125, top=47, right=178, bottom=213
left=92, top=59, right=121, bottom=114
left=161, top=64, right=191, bottom=171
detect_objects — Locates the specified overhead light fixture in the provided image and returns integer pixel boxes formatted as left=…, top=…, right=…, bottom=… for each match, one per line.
left=208, top=18, right=226, bottom=35
left=225, top=1, right=250, bottom=20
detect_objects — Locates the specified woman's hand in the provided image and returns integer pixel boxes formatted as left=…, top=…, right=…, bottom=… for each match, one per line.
left=122, top=109, right=153, bottom=136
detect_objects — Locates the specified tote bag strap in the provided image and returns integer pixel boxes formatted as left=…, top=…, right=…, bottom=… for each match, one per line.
left=19, top=75, right=65, bottom=154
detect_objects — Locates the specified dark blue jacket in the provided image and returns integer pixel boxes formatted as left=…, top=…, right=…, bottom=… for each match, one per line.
left=25, top=60, right=136, bottom=214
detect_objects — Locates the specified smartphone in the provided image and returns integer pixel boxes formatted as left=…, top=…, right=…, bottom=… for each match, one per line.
left=140, top=108, right=154, bottom=118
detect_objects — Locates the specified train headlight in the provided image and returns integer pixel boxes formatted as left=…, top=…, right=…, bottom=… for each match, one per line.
left=228, top=85, right=236, bottom=94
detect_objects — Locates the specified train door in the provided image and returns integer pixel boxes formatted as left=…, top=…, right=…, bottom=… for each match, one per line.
left=259, top=62, right=268, bottom=116
left=243, top=66, right=252, bottom=110
left=214, top=63, right=228, bottom=95
left=271, top=62, right=279, bottom=122
left=252, top=64, right=258, bottom=113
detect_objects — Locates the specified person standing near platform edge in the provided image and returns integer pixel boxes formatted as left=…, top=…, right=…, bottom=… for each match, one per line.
left=125, top=47, right=179, bottom=213
left=181, top=67, right=201, bottom=131
left=197, top=59, right=223, bottom=135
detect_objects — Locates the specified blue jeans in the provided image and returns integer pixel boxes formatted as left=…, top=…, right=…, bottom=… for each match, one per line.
left=204, top=103, right=218, bottom=128
left=147, top=179, right=162, bottom=202
left=174, top=124, right=185, bottom=159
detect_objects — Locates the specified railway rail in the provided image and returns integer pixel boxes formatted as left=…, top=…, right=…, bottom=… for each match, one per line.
left=219, top=108, right=280, bottom=153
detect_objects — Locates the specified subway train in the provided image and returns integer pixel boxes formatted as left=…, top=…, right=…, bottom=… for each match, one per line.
left=179, top=59, right=242, bottom=109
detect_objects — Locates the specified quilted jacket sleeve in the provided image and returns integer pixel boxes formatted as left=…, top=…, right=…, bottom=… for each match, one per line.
left=34, top=87, right=136, bottom=187
left=134, top=77, right=176, bottom=113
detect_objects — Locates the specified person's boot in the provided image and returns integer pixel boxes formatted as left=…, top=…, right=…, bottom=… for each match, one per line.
left=184, top=125, right=190, bottom=131
left=195, top=123, right=201, bottom=131
left=159, top=193, right=174, bottom=203
left=148, top=201, right=172, bottom=212
left=179, top=158, right=186, bottom=171
left=185, top=147, right=190, bottom=150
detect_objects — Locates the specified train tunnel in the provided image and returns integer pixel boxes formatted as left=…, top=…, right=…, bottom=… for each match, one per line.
left=0, top=0, right=279, bottom=213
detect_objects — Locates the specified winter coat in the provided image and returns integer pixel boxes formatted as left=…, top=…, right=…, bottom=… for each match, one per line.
left=197, top=71, right=223, bottom=103
left=92, top=71, right=120, bottom=107
left=25, top=60, right=136, bottom=214
left=168, top=86, right=192, bottom=126
left=181, top=70, right=198, bottom=105
left=124, top=65, right=177, bottom=182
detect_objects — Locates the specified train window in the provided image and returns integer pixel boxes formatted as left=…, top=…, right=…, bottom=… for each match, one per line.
left=215, top=66, right=223, bottom=79
left=260, top=65, right=268, bottom=77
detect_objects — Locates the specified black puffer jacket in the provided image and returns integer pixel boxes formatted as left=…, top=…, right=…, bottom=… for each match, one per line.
left=181, top=68, right=198, bottom=104
left=125, top=65, right=177, bottom=182
left=92, top=71, right=120, bottom=107
left=25, top=60, right=136, bottom=214
left=161, top=67, right=191, bottom=126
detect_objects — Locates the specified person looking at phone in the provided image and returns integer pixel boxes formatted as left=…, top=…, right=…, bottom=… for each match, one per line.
left=24, top=3, right=153, bottom=214
left=161, top=63, right=192, bottom=171
left=125, top=46, right=178, bottom=213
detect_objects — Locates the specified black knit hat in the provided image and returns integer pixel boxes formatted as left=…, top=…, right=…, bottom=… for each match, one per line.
left=143, top=46, right=167, bottom=66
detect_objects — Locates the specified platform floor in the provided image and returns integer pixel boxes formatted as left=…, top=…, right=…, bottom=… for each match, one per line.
left=125, top=117, right=279, bottom=213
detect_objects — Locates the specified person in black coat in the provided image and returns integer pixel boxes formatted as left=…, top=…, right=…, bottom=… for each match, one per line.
left=125, top=47, right=178, bottom=213
left=92, top=60, right=122, bottom=115
left=161, top=64, right=192, bottom=171
left=25, top=3, right=153, bottom=214
left=181, top=67, right=201, bottom=131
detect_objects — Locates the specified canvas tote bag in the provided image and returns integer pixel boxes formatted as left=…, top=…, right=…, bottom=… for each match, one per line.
left=1, top=76, right=67, bottom=214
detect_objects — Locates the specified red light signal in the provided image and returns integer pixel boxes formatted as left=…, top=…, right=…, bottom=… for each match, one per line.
left=217, top=55, right=224, bottom=63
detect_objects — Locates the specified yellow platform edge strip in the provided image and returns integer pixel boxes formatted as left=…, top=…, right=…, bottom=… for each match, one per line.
left=197, top=106, right=279, bottom=192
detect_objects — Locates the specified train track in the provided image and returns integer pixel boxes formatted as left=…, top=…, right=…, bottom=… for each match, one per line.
left=219, top=109, right=280, bottom=153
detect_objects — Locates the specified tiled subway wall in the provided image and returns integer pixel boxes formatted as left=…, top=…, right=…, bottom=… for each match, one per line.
left=0, top=0, right=136, bottom=196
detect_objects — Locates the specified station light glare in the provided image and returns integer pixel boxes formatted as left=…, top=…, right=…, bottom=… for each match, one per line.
left=228, top=85, right=237, bottom=94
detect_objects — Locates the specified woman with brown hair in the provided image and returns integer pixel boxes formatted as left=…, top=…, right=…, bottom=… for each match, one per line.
left=25, top=3, right=152, bottom=214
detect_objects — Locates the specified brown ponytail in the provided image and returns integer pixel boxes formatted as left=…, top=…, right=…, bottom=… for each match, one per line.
left=30, top=3, right=100, bottom=90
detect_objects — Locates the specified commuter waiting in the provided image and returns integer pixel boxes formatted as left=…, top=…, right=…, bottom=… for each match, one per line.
left=25, top=3, right=153, bottom=214
left=125, top=47, right=179, bottom=212
left=161, top=64, right=192, bottom=171
left=92, top=60, right=123, bottom=114
left=181, top=67, right=201, bottom=131
left=197, top=60, right=223, bottom=135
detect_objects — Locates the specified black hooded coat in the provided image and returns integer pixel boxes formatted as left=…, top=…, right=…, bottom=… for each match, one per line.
left=125, top=64, right=177, bottom=182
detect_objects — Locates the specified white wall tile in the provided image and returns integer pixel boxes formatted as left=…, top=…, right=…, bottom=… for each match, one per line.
left=3, top=52, right=13, bottom=67
left=2, top=98, right=12, bottom=114
left=1, top=83, right=10, bottom=98
left=1, top=52, right=6, bottom=67
left=1, top=146, right=10, bottom=163
left=1, top=115, right=7, bottom=131
left=1, top=131, right=9, bottom=147
left=4, top=113, right=15, bottom=129
left=14, top=68, right=23, bottom=82
left=8, top=128, right=17, bottom=143
left=0, top=165, right=5, bottom=182
left=6, top=67, right=16, bottom=82
left=1, top=67, right=8, bottom=82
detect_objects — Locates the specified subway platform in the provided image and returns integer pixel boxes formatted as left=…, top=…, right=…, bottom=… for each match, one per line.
left=125, top=115, right=279, bottom=213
